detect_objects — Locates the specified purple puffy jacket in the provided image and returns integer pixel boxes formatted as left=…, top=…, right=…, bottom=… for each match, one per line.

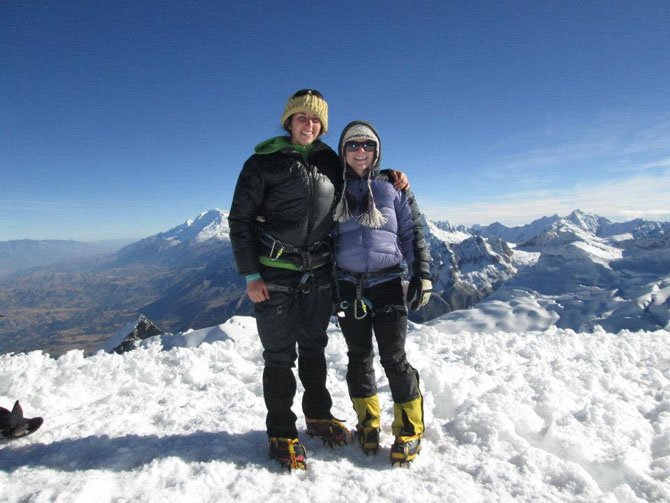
left=333, top=168, right=429, bottom=286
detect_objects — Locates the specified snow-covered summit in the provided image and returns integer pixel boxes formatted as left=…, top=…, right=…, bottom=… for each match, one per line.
left=142, top=208, right=230, bottom=247
left=178, top=209, right=231, bottom=243
left=2, top=316, right=669, bottom=502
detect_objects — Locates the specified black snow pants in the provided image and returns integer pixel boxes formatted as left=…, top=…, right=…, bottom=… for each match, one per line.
left=336, top=277, right=421, bottom=403
left=255, top=266, right=334, bottom=438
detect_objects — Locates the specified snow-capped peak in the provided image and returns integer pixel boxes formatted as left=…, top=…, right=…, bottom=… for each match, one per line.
left=427, top=220, right=471, bottom=244
left=114, top=209, right=232, bottom=266
left=165, top=209, right=230, bottom=244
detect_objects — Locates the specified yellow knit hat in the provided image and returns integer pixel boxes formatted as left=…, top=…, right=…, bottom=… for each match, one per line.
left=280, top=90, right=329, bottom=134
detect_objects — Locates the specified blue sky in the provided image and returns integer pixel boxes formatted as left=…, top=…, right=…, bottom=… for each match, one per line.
left=2, top=1, right=670, bottom=241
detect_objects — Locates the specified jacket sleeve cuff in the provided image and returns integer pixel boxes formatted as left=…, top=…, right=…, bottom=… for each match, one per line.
left=245, top=273, right=262, bottom=283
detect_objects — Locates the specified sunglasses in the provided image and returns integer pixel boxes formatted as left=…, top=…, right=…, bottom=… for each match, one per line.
left=344, top=140, right=377, bottom=152
left=292, top=89, right=324, bottom=98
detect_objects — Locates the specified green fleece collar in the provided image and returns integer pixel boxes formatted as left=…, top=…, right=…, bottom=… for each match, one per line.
left=254, top=136, right=314, bottom=156
left=254, top=136, right=291, bottom=154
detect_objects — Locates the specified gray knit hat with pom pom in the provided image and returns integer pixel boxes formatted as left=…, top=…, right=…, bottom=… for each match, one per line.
left=334, top=121, right=387, bottom=228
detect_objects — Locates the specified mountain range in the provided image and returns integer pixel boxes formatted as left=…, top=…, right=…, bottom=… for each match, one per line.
left=0, top=209, right=668, bottom=356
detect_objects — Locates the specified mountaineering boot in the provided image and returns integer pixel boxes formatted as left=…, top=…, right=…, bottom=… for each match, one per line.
left=390, top=435, right=422, bottom=466
left=305, top=418, right=350, bottom=447
left=390, top=396, right=424, bottom=466
left=0, top=401, right=43, bottom=440
left=268, top=437, right=307, bottom=471
left=351, top=395, right=381, bottom=455
left=355, top=426, right=380, bottom=455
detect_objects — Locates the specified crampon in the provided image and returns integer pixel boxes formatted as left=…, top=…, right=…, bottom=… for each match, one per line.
left=269, top=437, right=307, bottom=471
left=305, top=418, right=351, bottom=447
left=390, top=435, right=421, bottom=467
left=355, top=426, right=380, bottom=455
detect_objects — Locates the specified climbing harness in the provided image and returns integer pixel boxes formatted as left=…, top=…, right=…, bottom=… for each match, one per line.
left=334, top=265, right=407, bottom=320
left=259, top=232, right=331, bottom=272
left=267, top=272, right=331, bottom=296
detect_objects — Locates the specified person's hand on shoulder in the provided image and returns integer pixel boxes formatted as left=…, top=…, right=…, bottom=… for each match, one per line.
left=388, top=169, right=410, bottom=191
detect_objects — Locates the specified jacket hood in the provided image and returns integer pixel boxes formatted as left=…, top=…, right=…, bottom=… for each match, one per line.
left=333, top=121, right=388, bottom=228
left=337, top=120, right=382, bottom=176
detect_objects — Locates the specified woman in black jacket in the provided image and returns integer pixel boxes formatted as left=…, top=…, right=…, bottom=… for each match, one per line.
left=228, top=89, right=406, bottom=470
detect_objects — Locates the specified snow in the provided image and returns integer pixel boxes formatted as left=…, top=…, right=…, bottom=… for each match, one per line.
left=191, top=209, right=230, bottom=243
left=609, top=233, right=635, bottom=243
left=426, top=290, right=561, bottom=333
left=2, top=316, right=670, bottom=502
left=570, top=240, right=623, bottom=269
left=136, top=209, right=231, bottom=249
left=508, top=244, right=541, bottom=270
left=427, top=220, right=470, bottom=244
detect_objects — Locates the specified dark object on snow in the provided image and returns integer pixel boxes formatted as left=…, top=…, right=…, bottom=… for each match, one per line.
left=112, top=314, right=164, bottom=353
left=0, top=401, right=43, bottom=439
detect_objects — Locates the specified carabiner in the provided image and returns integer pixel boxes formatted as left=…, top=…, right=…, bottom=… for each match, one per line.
left=353, top=299, right=368, bottom=320
left=269, top=240, right=285, bottom=260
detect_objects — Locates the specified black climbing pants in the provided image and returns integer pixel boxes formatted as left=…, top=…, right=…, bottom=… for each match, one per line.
left=255, top=266, right=334, bottom=438
left=337, top=277, right=420, bottom=404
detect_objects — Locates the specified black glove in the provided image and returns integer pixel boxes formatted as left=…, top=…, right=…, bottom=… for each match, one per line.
left=407, top=277, right=432, bottom=310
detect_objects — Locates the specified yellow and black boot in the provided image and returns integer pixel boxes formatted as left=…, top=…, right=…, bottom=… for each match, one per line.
left=390, top=396, right=424, bottom=466
left=352, top=395, right=381, bottom=455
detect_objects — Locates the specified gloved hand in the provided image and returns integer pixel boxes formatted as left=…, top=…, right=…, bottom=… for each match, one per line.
left=407, top=277, right=432, bottom=310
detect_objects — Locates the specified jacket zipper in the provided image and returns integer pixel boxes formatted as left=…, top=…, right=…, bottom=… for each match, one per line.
left=304, top=161, right=316, bottom=247
left=358, top=178, right=371, bottom=272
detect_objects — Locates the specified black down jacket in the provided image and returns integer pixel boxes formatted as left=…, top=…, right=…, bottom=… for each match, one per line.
left=229, top=139, right=342, bottom=276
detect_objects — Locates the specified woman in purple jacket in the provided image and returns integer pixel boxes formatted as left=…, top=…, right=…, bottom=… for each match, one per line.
left=332, top=120, right=432, bottom=465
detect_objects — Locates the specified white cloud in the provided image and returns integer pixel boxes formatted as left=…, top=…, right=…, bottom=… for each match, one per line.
left=431, top=108, right=670, bottom=226
left=483, top=109, right=670, bottom=181
left=424, top=172, right=670, bottom=225
left=632, top=157, right=670, bottom=171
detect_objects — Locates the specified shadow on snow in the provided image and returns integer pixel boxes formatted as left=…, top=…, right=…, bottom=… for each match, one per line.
left=0, top=430, right=270, bottom=472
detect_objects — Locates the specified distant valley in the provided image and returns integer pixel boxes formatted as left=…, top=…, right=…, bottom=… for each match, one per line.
left=0, top=239, right=126, bottom=279
left=0, top=212, right=249, bottom=356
